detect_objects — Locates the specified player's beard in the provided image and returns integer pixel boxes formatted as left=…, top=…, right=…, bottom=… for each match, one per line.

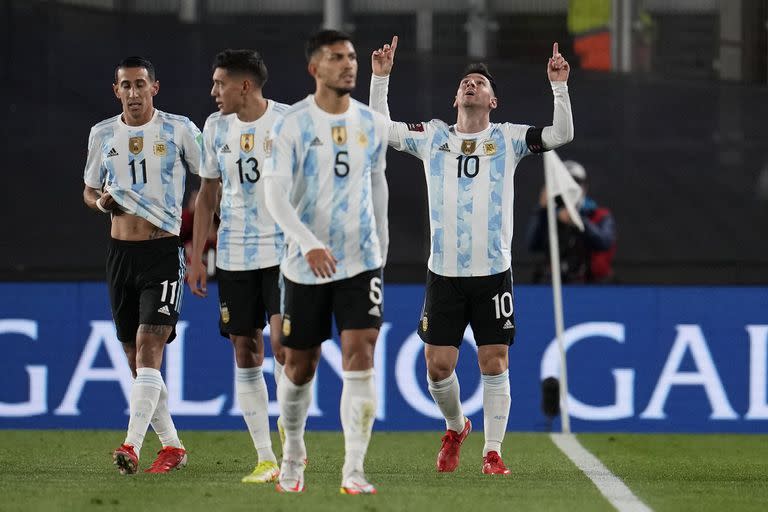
left=330, top=84, right=355, bottom=97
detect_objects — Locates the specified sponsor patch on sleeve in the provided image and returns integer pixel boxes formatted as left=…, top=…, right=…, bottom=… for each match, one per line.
left=407, top=122, right=424, bottom=132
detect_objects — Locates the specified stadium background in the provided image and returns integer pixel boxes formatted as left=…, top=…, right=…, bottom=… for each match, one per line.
left=1, top=0, right=767, bottom=433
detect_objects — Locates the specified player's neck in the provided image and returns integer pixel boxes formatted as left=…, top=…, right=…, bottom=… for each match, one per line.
left=313, top=89, right=350, bottom=115
left=455, top=110, right=490, bottom=134
left=236, top=96, right=268, bottom=123
left=122, top=108, right=155, bottom=127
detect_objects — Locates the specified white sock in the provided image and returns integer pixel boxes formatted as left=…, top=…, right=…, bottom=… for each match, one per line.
left=125, top=367, right=164, bottom=457
left=237, top=366, right=277, bottom=464
left=340, top=369, right=377, bottom=476
left=150, top=381, right=182, bottom=448
left=273, top=360, right=284, bottom=393
left=482, top=370, right=511, bottom=457
left=277, top=373, right=313, bottom=461
left=428, top=371, right=465, bottom=433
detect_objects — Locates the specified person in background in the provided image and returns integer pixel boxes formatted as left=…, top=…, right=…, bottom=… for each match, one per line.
left=526, top=160, right=616, bottom=283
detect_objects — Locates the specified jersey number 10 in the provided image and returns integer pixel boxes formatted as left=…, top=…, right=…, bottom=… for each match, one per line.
left=456, top=155, right=480, bottom=178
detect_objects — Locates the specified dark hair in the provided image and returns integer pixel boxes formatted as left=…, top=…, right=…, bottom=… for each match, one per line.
left=305, top=29, right=353, bottom=62
left=461, top=63, right=498, bottom=96
left=212, top=49, right=268, bottom=87
left=115, top=56, right=156, bottom=83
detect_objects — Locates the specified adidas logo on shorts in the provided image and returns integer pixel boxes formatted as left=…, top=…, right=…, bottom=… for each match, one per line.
left=503, top=319, right=514, bottom=330
left=157, top=305, right=171, bottom=316
left=368, top=305, right=381, bottom=317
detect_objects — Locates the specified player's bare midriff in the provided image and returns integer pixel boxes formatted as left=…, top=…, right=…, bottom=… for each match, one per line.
left=110, top=212, right=174, bottom=241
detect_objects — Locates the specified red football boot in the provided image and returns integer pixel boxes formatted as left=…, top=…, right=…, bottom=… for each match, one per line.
left=482, top=451, right=511, bottom=475
left=436, top=418, right=472, bottom=472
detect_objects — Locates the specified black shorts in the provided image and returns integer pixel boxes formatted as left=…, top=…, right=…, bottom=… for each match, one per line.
left=106, top=237, right=185, bottom=344
left=217, top=266, right=281, bottom=338
left=417, top=269, right=515, bottom=348
left=280, top=268, right=383, bottom=349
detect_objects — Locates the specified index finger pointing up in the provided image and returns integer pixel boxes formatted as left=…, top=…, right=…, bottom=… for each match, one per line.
left=391, top=35, right=399, bottom=52
left=552, top=42, right=559, bottom=57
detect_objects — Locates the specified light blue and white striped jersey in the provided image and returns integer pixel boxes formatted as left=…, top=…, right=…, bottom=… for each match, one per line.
left=264, top=96, right=389, bottom=285
left=387, top=120, right=532, bottom=277
left=201, top=100, right=289, bottom=271
left=83, top=109, right=202, bottom=235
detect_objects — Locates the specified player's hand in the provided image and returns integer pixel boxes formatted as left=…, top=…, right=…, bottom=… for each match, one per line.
left=372, top=35, right=398, bottom=77
left=186, top=260, right=208, bottom=297
left=557, top=208, right=573, bottom=225
left=547, top=42, right=570, bottom=82
left=98, top=192, right=119, bottom=211
left=305, top=248, right=337, bottom=279
left=539, top=186, right=548, bottom=208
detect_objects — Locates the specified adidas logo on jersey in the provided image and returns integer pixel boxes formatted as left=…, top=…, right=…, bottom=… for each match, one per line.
left=221, top=144, right=231, bottom=153
left=157, top=305, right=171, bottom=316
left=503, top=319, right=514, bottom=330
left=107, top=148, right=119, bottom=157
left=438, top=143, right=450, bottom=152
left=310, top=137, right=323, bottom=147
left=368, top=305, right=381, bottom=317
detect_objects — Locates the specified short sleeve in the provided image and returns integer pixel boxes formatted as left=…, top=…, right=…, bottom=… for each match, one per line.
left=200, top=115, right=221, bottom=179
left=83, top=127, right=105, bottom=189
left=180, top=118, right=203, bottom=176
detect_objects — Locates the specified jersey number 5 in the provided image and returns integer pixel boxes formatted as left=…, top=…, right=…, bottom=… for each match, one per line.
left=335, top=151, right=350, bottom=177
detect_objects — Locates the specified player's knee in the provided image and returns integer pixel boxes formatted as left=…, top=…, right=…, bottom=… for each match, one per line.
left=477, top=353, right=508, bottom=375
left=426, top=359, right=455, bottom=381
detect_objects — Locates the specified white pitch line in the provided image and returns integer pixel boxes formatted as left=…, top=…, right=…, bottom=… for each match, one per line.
left=550, top=433, right=653, bottom=512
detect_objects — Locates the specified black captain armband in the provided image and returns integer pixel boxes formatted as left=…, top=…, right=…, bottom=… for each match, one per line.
left=525, top=127, right=548, bottom=154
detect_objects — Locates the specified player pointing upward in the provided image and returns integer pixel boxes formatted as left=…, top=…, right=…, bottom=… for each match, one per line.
left=370, top=37, right=574, bottom=474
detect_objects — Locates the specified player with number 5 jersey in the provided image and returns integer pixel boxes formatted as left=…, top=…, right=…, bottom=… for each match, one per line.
left=370, top=36, right=574, bottom=476
left=82, top=56, right=202, bottom=476
left=263, top=30, right=389, bottom=495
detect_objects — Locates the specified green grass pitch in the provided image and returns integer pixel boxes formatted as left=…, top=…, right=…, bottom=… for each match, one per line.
left=1, top=431, right=767, bottom=511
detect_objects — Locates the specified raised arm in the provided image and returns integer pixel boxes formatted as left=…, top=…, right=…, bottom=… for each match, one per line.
left=542, top=42, right=574, bottom=149
left=369, top=35, right=398, bottom=121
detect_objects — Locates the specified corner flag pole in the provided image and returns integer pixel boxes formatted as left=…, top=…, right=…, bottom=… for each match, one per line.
left=544, top=161, right=571, bottom=434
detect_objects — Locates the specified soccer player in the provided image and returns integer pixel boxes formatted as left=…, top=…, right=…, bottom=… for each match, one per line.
left=186, top=49, right=287, bottom=484
left=263, top=29, right=390, bottom=494
left=82, top=56, right=203, bottom=475
left=370, top=36, right=574, bottom=474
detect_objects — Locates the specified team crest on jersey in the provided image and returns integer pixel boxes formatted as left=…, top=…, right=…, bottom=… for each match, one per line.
left=357, top=131, right=368, bottom=146
left=264, top=137, right=273, bottom=156
left=461, top=139, right=476, bottom=155
left=129, top=136, right=143, bottom=155
left=331, top=126, right=347, bottom=145
left=153, top=141, right=167, bottom=156
left=220, top=304, right=230, bottom=324
left=282, top=316, right=291, bottom=337
left=240, top=134, right=255, bottom=152
left=483, top=140, right=496, bottom=155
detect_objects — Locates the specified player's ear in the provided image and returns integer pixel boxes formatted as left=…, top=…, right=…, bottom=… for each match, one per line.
left=489, top=96, right=497, bottom=110
left=452, top=95, right=458, bottom=108
left=151, top=80, right=160, bottom=97
left=112, top=83, right=120, bottom=99
left=307, top=60, right=318, bottom=78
